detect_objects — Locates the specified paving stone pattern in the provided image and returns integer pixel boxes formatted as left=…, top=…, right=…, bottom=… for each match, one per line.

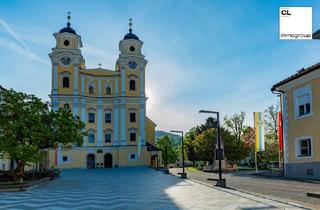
left=0, top=168, right=308, bottom=210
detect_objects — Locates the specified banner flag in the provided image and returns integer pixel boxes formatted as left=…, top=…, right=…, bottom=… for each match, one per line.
left=254, top=112, right=265, bottom=152
left=278, top=112, right=283, bottom=152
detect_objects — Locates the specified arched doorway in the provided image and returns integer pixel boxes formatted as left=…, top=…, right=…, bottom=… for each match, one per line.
left=104, top=153, right=112, bottom=168
left=87, top=154, right=95, bottom=169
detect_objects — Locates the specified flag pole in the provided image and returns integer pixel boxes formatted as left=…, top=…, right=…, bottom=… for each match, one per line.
left=254, top=112, right=258, bottom=175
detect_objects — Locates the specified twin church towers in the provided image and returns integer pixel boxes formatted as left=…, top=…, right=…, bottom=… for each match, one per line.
left=48, top=15, right=160, bottom=169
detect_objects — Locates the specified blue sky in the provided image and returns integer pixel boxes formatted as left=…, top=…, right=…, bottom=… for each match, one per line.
left=1, top=0, right=320, bottom=132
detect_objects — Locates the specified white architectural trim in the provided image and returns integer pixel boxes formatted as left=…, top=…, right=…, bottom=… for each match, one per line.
left=140, top=104, right=146, bottom=145
left=120, top=105, right=126, bottom=145
left=81, top=76, right=85, bottom=95
left=73, top=65, right=79, bottom=95
left=113, top=105, right=119, bottom=145
left=81, top=99, right=87, bottom=146
left=97, top=100, right=103, bottom=146
left=52, top=64, right=58, bottom=94
left=72, top=99, right=78, bottom=116
left=140, top=68, right=145, bottom=96
left=115, top=78, right=119, bottom=96
left=98, top=80, right=102, bottom=96
left=121, top=66, right=126, bottom=96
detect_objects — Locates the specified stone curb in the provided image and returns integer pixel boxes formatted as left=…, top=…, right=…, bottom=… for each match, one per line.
left=0, top=177, right=52, bottom=192
left=169, top=172, right=312, bottom=210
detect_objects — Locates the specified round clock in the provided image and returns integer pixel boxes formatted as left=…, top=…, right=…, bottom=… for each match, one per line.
left=128, top=61, right=137, bottom=70
left=60, top=56, right=72, bottom=66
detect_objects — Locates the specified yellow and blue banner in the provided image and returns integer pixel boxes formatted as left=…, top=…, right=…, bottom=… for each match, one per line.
left=254, top=112, right=265, bottom=152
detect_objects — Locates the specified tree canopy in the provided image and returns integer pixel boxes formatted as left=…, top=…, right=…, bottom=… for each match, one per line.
left=0, top=89, right=85, bottom=180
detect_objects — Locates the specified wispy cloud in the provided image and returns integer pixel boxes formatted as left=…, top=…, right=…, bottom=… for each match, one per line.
left=0, top=19, right=49, bottom=66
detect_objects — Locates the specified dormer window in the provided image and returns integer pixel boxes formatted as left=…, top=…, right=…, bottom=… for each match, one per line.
left=129, top=80, right=136, bottom=91
left=63, top=77, right=69, bottom=88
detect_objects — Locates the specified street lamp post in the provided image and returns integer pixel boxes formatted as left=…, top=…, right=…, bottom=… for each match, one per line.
left=171, top=130, right=187, bottom=179
left=199, top=110, right=226, bottom=188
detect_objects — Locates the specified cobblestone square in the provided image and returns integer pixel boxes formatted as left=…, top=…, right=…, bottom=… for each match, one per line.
left=0, top=168, right=307, bottom=209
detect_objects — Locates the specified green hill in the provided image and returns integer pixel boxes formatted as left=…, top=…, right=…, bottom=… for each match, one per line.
left=155, top=130, right=181, bottom=147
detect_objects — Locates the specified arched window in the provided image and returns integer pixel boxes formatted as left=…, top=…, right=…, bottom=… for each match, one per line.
left=89, top=85, right=94, bottom=94
left=106, top=86, right=111, bottom=95
left=129, top=80, right=136, bottom=91
left=63, top=77, right=69, bottom=88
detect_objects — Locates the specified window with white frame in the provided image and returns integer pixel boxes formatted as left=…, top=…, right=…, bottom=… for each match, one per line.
left=297, top=94, right=311, bottom=116
left=130, top=154, right=136, bottom=160
left=105, top=132, right=112, bottom=143
left=130, top=112, right=136, bottom=122
left=88, top=82, right=95, bottom=94
left=62, top=156, right=68, bottom=162
left=296, top=138, right=312, bottom=157
left=106, top=85, right=111, bottom=95
left=293, top=85, right=312, bottom=118
left=130, top=132, right=136, bottom=142
left=88, top=133, right=95, bottom=143
left=105, top=113, right=112, bottom=123
left=88, top=113, right=95, bottom=123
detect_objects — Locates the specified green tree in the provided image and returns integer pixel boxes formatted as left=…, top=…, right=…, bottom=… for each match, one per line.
left=193, top=128, right=216, bottom=163
left=156, top=135, right=177, bottom=167
left=185, top=129, right=197, bottom=167
left=0, top=89, right=85, bottom=182
left=223, top=112, right=249, bottom=165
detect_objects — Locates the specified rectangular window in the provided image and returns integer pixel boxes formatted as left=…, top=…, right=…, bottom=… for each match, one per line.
left=298, top=138, right=311, bottom=157
left=130, top=154, right=136, bottom=160
left=62, top=156, right=68, bottom=162
left=105, top=133, right=112, bottom=143
left=105, top=113, right=112, bottom=123
left=89, top=134, right=95, bottom=143
left=130, top=113, right=136, bottom=122
left=130, top=133, right=136, bottom=142
left=88, top=113, right=95, bottom=123
left=297, top=94, right=311, bottom=116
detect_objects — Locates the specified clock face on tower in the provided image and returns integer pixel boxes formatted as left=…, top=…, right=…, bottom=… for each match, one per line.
left=60, top=56, right=72, bottom=66
left=128, top=60, right=137, bottom=70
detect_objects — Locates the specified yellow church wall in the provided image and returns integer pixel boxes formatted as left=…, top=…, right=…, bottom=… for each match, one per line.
left=286, top=77, right=320, bottom=163
left=146, top=117, right=156, bottom=145
left=48, top=146, right=149, bottom=169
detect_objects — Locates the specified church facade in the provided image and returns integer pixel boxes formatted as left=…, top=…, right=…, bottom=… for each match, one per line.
left=47, top=17, right=160, bottom=169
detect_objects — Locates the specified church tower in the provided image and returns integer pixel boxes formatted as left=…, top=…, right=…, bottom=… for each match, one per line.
left=116, top=18, right=148, bottom=146
left=49, top=13, right=84, bottom=113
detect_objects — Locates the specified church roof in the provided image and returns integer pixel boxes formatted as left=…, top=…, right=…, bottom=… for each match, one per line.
left=124, top=30, right=139, bottom=40
left=59, top=22, right=76, bottom=35
left=80, top=69, right=120, bottom=77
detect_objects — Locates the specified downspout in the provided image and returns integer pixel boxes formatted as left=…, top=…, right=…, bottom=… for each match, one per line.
left=272, top=89, right=285, bottom=176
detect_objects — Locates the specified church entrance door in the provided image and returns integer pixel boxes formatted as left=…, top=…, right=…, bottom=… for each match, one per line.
left=104, top=153, right=112, bottom=168
left=87, top=154, right=95, bottom=169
